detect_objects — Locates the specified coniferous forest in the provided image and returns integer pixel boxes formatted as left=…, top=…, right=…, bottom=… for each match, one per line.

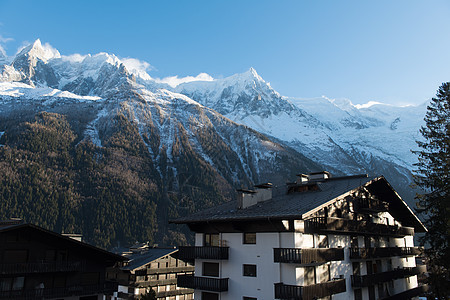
left=0, top=111, right=230, bottom=249
left=0, top=106, right=317, bottom=249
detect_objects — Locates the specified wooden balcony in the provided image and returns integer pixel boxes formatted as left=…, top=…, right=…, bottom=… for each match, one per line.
left=0, top=261, right=85, bottom=275
left=177, top=275, right=228, bottom=292
left=350, top=247, right=421, bottom=259
left=305, top=217, right=414, bottom=237
left=354, top=197, right=389, bottom=212
left=275, top=279, right=346, bottom=300
left=351, top=265, right=427, bottom=287
left=135, top=265, right=194, bottom=276
left=274, top=248, right=344, bottom=265
left=156, top=288, right=194, bottom=298
left=0, top=282, right=118, bottom=299
left=381, top=284, right=429, bottom=300
left=178, top=246, right=229, bottom=260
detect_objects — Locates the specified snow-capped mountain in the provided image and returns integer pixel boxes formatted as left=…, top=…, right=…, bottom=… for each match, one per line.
left=176, top=68, right=427, bottom=203
left=0, top=39, right=320, bottom=186
left=0, top=39, right=426, bottom=203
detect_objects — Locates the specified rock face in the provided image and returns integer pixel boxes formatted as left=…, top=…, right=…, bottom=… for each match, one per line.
left=176, top=69, right=426, bottom=204
left=0, top=40, right=425, bottom=246
left=0, top=40, right=323, bottom=248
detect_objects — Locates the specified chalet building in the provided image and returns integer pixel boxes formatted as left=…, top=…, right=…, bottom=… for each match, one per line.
left=107, top=244, right=194, bottom=299
left=172, top=172, right=428, bottom=300
left=0, top=219, right=126, bottom=300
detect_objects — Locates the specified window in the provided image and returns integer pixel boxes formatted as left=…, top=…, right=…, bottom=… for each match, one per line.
left=318, top=235, right=328, bottom=248
left=304, top=266, right=315, bottom=285
left=204, top=233, right=220, bottom=246
left=202, top=292, right=219, bottom=300
left=243, top=233, right=256, bottom=244
left=243, top=264, right=257, bottom=277
left=354, top=288, right=362, bottom=300
left=243, top=297, right=257, bottom=300
left=352, top=262, right=361, bottom=276
left=203, top=262, right=219, bottom=277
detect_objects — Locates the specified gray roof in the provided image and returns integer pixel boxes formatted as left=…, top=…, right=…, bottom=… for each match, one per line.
left=122, top=248, right=177, bottom=271
left=172, top=175, right=374, bottom=223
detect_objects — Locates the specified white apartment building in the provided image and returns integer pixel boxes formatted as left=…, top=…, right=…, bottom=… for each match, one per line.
left=173, top=173, right=428, bottom=300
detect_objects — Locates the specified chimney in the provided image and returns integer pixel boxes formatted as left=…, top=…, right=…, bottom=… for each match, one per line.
left=237, top=183, right=273, bottom=209
left=308, top=171, right=332, bottom=181
left=296, top=174, right=310, bottom=184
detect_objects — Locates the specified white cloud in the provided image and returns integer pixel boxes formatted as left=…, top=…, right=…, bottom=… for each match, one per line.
left=0, top=45, right=6, bottom=57
left=61, top=53, right=88, bottom=63
left=0, top=34, right=13, bottom=57
left=355, top=101, right=384, bottom=109
left=15, top=40, right=31, bottom=55
left=156, top=73, right=214, bottom=88
left=121, top=57, right=153, bottom=81
left=0, top=35, right=13, bottom=44
left=40, top=41, right=61, bottom=60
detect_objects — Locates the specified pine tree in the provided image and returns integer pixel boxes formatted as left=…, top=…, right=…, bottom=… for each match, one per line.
left=413, top=82, right=450, bottom=299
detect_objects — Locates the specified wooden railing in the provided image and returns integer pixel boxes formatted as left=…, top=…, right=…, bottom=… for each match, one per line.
left=350, top=247, right=421, bottom=259
left=155, top=288, right=194, bottom=298
left=354, top=197, right=389, bottom=212
left=275, top=279, right=346, bottom=300
left=177, top=275, right=228, bottom=292
left=0, top=261, right=85, bottom=274
left=351, top=265, right=427, bottom=287
left=135, top=265, right=194, bottom=276
left=305, top=217, right=414, bottom=237
left=381, top=284, right=429, bottom=300
left=178, top=246, right=229, bottom=260
left=274, top=248, right=344, bottom=264
left=0, top=282, right=118, bottom=299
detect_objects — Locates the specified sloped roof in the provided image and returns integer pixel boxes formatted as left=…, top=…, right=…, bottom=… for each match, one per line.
left=122, top=248, right=178, bottom=271
left=172, top=175, right=373, bottom=223
left=171, top=175, right=426, bottom=232
left=0, top=222, right=127, bottom=262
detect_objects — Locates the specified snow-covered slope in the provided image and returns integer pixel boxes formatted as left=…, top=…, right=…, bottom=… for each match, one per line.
left=175, top=69, right=426, bottom=203
left=0, top=39, right=320, bottom=189
left=0, top=39, right=426, bottom=202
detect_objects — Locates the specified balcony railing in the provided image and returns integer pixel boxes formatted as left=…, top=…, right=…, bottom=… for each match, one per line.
left=381, top=284, right=429, bottom=300
left=354, top=197, right=389, bottom=212
left=0, top=261, right=85, bottom=275
left=274, top=248, right=344, bottom=265
left=135, top=265, right=194, bottom=276
left=178, top=246, right=229, bottom=260
left=0, top=282, right=118, bottom=299
left=351, top=265, right=427, bottom=287
left=275, top=279, right=346, bottom=300
left=305, top=217, right=414, bottom=237
left=177, top=275, right=228, bottom=292
left=350, top=247, right=421, bottom=259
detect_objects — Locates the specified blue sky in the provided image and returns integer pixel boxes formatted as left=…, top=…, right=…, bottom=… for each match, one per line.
left=0, top=0, right=449, bottom=105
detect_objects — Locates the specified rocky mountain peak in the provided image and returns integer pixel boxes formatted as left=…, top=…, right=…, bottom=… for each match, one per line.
left=14, top=39, right=61, bottom=64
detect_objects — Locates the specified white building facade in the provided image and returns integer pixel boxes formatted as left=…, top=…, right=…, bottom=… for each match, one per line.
left=174, top=173, right=428, bottom=300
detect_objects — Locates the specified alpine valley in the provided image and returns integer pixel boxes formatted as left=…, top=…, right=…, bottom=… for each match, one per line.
left=0, top=39, right=426, bottom=249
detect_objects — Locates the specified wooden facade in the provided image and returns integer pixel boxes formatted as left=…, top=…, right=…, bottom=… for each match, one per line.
left=0, top=221, right=126, bottom=300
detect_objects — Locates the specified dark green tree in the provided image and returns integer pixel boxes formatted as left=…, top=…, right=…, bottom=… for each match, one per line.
left=413, top=82, right=450, bottom=299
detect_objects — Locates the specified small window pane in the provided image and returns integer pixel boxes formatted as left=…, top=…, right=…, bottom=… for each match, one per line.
left=243, top=264, right=257, bottom=277
left=202, top=292, right=219, bottom=300
left=204, top=234, right=220, bottom=246
left=203, top=262, right=219, bottom=277
left=243, top=233, right=256, bottom=244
